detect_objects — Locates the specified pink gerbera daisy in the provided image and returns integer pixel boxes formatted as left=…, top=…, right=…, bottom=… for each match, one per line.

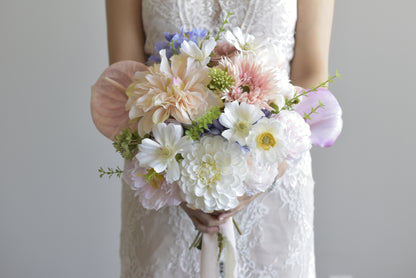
left=218, top=53, right=279, bottom=109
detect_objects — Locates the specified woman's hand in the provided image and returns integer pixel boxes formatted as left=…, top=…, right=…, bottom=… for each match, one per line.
left=180, top=203, right=228, bottom=234
left=181, top=161, right=288, bottom=234
left=180, top=194, right=260, bottom=234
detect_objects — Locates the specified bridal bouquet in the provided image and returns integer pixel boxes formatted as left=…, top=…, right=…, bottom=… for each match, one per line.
left=91, top=13, right=342, bottom=278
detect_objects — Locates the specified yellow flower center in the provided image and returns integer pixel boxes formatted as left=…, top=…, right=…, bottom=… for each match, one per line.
left=137, top=170, right=165, bottom=189
left=256, top=132, right=276, bottom=151
left=198, top=157, right=222, bottom=187
left=150, top=173, right=165, bottom=189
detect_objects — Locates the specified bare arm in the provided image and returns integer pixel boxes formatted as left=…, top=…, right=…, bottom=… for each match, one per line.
left=290, top=0, right=334, bottom=88
left=106, top=0, right=146, bottom=64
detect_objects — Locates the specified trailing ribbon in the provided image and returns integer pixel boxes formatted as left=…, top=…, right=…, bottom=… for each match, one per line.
left=200, top=218, right=237, bottom=278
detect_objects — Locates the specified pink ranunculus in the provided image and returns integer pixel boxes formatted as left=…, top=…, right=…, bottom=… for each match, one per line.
left=122, top=158, right=183, bottom=210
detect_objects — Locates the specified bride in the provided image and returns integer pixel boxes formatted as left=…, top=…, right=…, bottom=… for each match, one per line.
left=105, top=0, right=334, bottom=277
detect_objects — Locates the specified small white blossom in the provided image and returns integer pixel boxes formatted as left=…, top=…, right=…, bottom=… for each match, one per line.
left=136, top=123, right=192, bottom=182
left=180, top=38, right=216, bottom=66
left=223, top=27, right=263, bottom=53
left=219, top=101, right=264, bottom=145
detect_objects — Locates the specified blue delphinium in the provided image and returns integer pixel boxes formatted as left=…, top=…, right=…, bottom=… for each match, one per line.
left=148, top=27, right=208, bottom=63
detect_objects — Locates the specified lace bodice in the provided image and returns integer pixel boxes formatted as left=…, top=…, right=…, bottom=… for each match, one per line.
left=142, top=0, right=297, bottom=75
left=120, top=1, right=317, bottom=277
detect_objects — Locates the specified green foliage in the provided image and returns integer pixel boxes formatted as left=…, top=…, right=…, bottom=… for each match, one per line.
left=215, top=11, right=233, bottom=41
left=98, top=166, right=123, bottom=178
left=282, top=71, right=341, bottom=112
left=112, top=128, right=143, bottom=160
left=184, top=106, right=222, bottom=140
left=303, top=100, right=325, bottom=120
left=269, top=102, right=280, bottom=114
left=208, top=67, right=235, bottom=92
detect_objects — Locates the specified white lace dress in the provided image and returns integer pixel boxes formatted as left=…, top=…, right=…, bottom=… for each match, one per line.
left=120, top=0, right=316, bottom=277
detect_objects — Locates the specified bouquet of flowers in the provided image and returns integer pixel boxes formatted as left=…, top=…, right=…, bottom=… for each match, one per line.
left=91, top=13, right=342, bottom=278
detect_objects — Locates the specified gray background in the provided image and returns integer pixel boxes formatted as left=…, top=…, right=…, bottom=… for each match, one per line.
left=0, top=0, right=414, bottom=277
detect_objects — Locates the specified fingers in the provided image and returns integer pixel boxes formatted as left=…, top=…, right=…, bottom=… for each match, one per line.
left=192, top=217, right=220, bottom=234
left=218, top=206, right=242, bottom=220
left=181, top=204, right=228, bottom=234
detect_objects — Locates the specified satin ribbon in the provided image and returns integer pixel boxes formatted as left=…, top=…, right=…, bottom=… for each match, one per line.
left=200, top=218, right=237, bottom=278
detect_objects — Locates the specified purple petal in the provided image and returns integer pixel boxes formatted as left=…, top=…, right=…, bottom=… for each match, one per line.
left=294, top=88, right=343, bottom=147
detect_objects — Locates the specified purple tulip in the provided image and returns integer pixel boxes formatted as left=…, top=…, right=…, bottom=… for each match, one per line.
left=294, top=88, right=343, bottom=147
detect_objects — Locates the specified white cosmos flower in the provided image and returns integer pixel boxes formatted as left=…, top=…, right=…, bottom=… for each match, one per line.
left=179, top=136, right=247, bottom=213
left=247, top=117, right=290, bottom=165
left=219, top=101, right=264, bottom=145
left=223, top=27, right=263, bottom=53
left=136, top=123, right=192, bottom=182
left=180, top=38, right=216, bottom=66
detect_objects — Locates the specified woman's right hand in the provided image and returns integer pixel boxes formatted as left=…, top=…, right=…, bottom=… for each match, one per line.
left=180, top=203, right=228, bottom=234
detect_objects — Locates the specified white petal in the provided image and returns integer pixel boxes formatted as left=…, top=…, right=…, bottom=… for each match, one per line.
left=166, top=160, right=180, bottom=182
left=151, top=159, right=168, bottom=173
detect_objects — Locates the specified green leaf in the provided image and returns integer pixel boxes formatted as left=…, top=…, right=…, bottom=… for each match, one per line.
left=112, top=128, right=143, bottom=160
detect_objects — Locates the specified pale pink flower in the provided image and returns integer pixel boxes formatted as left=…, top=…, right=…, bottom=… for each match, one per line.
left=123, top=158, right=183, bottom=210
left=272, top=110, right=312, bottom=162
left=218, top=53, right=279, bottom=109
left=126, top=49, right=221, bottom=137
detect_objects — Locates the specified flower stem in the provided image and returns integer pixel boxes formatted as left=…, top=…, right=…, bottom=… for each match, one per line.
left=233, top=218, right=242, bottom=235
left=189, top=231, right=202, bottom=250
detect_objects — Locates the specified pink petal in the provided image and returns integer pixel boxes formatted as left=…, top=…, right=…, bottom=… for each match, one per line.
left=91, top=61, right=148, bottom=140
left=294, top=88, right=343, bottom=147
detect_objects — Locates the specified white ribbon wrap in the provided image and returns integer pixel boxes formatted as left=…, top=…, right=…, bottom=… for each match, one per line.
left=200, top=218, right=238, bottom=278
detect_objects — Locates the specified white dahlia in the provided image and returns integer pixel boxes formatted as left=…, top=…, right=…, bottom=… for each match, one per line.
left=219, top=101, right=264, bottom=145
left=247, top=117, right=289, bottom=165
left=178, top=136, right=247, bottom=213
left=136, top=123, right=192, bottom=183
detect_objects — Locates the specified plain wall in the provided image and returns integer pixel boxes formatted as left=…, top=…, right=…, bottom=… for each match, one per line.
left=0, top=1, right=415, bottom=277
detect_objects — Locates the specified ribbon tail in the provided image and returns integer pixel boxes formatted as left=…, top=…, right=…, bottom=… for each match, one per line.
left=200, top=232, right=218, bottom=278
left=220, top=218, right=238, bottom=278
